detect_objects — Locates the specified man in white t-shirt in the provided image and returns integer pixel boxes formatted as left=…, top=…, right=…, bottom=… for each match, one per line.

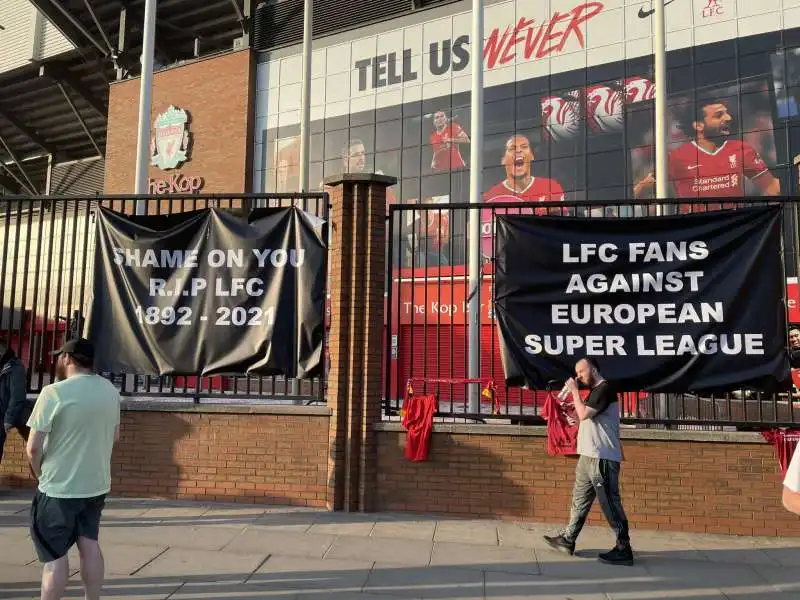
left=783, top=444, right=800, bottom=515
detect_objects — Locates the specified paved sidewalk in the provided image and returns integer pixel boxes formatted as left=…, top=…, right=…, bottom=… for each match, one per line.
left=1, top=492, right=800, bottom=599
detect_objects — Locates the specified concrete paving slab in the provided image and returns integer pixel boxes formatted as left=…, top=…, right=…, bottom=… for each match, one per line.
left=297, top=593, right=413, bottom=600
left=534, top=548, right=650, bottom=580
left=306, top=520, right=376, bottom=537
left=0, top=534, right=37, bottom=565
left=642, top=558, right=766, bottom=588
left=719, top=584, right=795, bottom=599
left=365, top=563, right=483, bottom=599
left=751, top=563, right=800, bottom=594
left=168, top=581, right=298, bottom=599
left=0, top=525, right=30, bottom=541
left=249, top=512, right=318, bottom=533
left=0, top=563, right=42, bottom=600
left=248, top=554, right=373, bottom=593
left=66, top=543, right=167, bottom=576
left=433, top=520, right=499, bottom=546
left=761, top=546, right=800, bottom=566
left=199, top=507, right=268, bottom=525
left=137, top=506, right=211, bottom=521
left=60, top=578, right=185, bottom=600
left=99, top=525, right=244, bottom=551
left=134, top=548, right=267, bottom=583
left=430, top=541, right=538, bottom=576
left=100, top=507, right=152, bottom=521
left=625, top=532, right=706, bottom=562
left=371, top=520, right=437, bottom=541
left=485, top=571, right=610, bottom=600
left=324, top=534, right=433, bottom=566
left=497, top=522, right=548, bottom=549
left=604, top=584, right=728, bottom=599
left=695, top=547, right=781, bottom=566
left=223, top=530, right=335, bottom=559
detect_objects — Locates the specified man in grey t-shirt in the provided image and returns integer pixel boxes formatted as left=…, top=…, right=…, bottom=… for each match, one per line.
left=543, top=357, right=633, bottom=566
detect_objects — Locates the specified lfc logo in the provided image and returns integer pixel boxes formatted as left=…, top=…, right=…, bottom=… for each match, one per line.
left=150, top=106, right=192, bottom=170
left=702, top=0, right=723, bottom=18
left=728, top=154, right=737, bottom=168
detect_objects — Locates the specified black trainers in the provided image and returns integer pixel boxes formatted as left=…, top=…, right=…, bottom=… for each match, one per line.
left=598, top=546, right=634, bottom=566
left=543, top=534, right=575, bottom=556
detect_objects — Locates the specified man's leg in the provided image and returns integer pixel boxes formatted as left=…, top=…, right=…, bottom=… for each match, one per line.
left=76, top=536, right=104, bottom=600
left=40, top=556, right=70, bottom=600
left=30, top=493, right=76, bottom=600
left=563, top=456, right=598, bottom=543
left=75, top=495, right=106, bottom=600
left=594, top=459, right=633, bottom=565
left=544, top=456, right=596, bottom=555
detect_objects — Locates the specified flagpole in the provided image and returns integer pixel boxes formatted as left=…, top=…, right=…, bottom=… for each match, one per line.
left=291, top=0, right=313, bottom=402
left=134, top=0, right=156, bottom=215
left=467, top=0, right=484, bottom=415
left=654, top=0, right=668, bottom=214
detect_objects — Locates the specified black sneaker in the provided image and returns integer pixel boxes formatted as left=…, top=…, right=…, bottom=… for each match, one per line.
left=598, top=546, right=634, bottom=566
left=543, top=534, right=575, bottom=556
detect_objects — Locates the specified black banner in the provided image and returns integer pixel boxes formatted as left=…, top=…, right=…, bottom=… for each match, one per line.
left=86, top=206, right=327, bottom=378
left=494, top=206, right=789, bottom=392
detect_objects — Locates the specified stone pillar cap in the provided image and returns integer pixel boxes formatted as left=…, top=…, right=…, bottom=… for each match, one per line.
left=323, top=173, right=398, bottom=187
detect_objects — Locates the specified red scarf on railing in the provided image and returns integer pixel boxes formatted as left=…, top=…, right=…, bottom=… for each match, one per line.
left=401, top=384, right=436, bottom=461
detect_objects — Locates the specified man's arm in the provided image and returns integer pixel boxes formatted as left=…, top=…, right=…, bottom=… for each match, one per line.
left=567, top=379, right=614, bottom=421
left=26, top=429, right=45, bottom=479
left=565, top=379, right=597, bottom=421
left=3, top=362, right=27, bottom=431
left=25, top=387, right=56, bottom=478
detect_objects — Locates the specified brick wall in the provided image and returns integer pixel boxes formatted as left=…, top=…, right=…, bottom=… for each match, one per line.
left=375, top=426, right=800, bottom=538
left=104, top=50, right=253, bottom=195
left=1, top=406, right=330, bottom=507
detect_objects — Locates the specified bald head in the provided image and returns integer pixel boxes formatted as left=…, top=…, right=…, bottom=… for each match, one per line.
left=575, top=357, right=601, bottom=387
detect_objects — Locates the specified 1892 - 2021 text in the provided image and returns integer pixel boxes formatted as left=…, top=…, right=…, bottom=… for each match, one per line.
left=133, top=305, right=276, bottom=327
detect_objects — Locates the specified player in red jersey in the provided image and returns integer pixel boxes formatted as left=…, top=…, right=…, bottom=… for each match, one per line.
left=634, top=99, right=780, bottom=211
left=481, top=135, right=565, bottom=259
left=429, top=111, right=469, bottom=172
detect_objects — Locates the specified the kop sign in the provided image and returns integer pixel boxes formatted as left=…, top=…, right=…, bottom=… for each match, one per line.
left=148, top=105, right=205, bottom=195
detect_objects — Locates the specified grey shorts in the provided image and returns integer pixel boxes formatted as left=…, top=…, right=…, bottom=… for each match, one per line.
left=30, top=491, right=106, bottom=563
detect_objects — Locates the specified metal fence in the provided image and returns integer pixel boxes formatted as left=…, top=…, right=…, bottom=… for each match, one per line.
left=384, top=197, right=800, bottom=429
left=0, top=194, right=328, bottom=403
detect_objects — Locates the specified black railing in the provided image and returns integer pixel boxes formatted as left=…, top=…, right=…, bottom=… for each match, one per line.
left=0, top=194, right=328, bottom=403
left=384, top=197, right=800, bottom=429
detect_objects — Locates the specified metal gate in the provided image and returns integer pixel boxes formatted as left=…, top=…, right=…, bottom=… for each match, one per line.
left=384, top=198, right=800, bottom=429
left=0, top=194, right=328, bottom=403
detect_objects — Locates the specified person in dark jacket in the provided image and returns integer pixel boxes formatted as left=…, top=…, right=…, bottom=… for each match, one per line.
left=0, top=339, right=30, bottom=466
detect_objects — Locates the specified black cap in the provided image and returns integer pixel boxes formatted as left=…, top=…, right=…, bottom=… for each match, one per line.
left=51, top=338, right=94, bottom=362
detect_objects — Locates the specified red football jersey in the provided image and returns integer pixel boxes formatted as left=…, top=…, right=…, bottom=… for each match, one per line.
left=430, top=123, right=467, bottom=171
left=668, top=140, right=770, bottom=211
left=481, top=177, right=565, bottom=258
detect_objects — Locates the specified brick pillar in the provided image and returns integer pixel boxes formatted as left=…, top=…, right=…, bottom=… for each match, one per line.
left=324, top=173, right=395, bottom=512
